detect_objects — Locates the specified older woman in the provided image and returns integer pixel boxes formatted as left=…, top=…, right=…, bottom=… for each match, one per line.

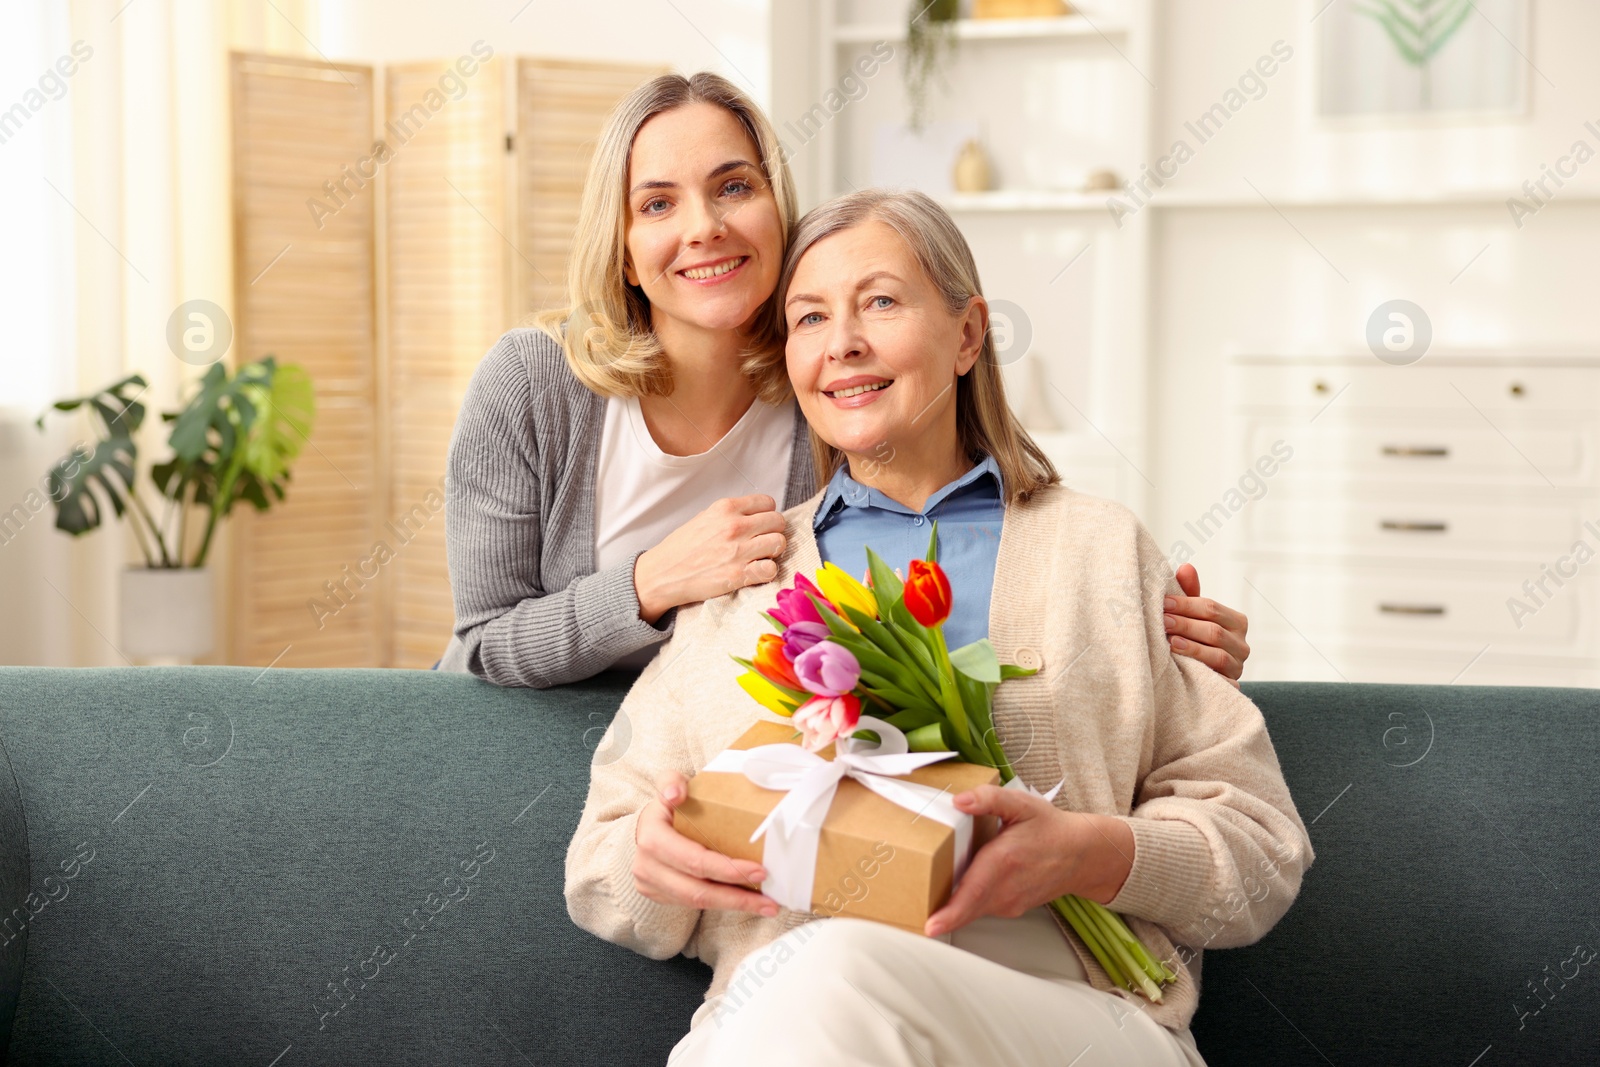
left=439, top=72, right=1251, bottom=688
left=565, top=190, right=1314, bottom=1067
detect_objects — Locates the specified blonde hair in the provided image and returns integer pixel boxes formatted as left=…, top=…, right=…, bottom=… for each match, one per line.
left=533, top=72, right=799, bottom=403
left=774, top=188, right=1060, bottom=506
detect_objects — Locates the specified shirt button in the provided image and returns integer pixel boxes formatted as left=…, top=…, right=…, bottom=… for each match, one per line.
left=1015, top=647, right=1043, bottom=671
left=912, top=515, right=925, bottom=526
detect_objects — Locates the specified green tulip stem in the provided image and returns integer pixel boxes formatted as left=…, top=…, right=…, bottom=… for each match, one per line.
left=1081, top=898, right=1167, bottom=1001
left=1049, top=896, right=1126, bottom=990
left=928, top=626, right=970, bottom=746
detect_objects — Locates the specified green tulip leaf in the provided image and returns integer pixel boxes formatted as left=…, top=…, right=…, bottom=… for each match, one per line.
left=949, top=637, right=1001, bottom=684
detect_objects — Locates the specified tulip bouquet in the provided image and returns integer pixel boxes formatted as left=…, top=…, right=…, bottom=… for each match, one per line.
left=730, top=527, right=1179, bottom=1003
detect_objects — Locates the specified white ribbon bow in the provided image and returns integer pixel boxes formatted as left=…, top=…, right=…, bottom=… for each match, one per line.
left=702, top=716, right=975, bottom=914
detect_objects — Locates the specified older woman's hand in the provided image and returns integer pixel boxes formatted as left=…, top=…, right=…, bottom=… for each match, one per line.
left=923, top=785, right=1136, bottom=937
left=1165, top=563, right=1250, bottom=686
left=633, top=771, right=781, bottom=917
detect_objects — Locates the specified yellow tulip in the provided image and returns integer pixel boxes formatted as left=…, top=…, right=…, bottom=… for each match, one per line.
left=737, top=670, right=802, bottom=717
left=815, top=562, right=878, bottom=626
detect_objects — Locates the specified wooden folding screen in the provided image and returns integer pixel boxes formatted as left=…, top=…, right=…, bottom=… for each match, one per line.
left=231, top=52, right=660, bottom=667
left=381, top=58, right=508, bottom=668
left=516, top=59, right=666, bottom=316
left=230, top=54, right=381, bottom=668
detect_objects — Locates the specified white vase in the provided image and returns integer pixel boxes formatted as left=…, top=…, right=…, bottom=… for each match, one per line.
left=119, top=568, right=215, bottom=661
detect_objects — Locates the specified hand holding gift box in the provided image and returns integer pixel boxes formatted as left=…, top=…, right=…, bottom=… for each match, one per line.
left=674, top=716, right=999, bottom=933
left=700, top=525, right=1179, bottom=1003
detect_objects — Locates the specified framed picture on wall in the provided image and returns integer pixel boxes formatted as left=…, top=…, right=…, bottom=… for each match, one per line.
left=1316, top=0, right=1530, bottom=119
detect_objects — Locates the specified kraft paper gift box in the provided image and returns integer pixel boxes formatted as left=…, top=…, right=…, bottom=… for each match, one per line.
left=673, top=719, right=1000, bottom=934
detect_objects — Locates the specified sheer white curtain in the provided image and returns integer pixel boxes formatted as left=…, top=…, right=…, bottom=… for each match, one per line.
left=0, top=0, right=308, bottom=664
left=0, top=1, right=78, bottom=414
left=0, top=0, right=87, bottom=665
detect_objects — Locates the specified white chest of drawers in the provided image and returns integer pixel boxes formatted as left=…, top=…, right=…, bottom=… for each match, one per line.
left=1227, top=353, right=1600, bottom=686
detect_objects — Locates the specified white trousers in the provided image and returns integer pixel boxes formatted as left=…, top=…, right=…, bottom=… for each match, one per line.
left=667, top=907, right=1208, bottom=1067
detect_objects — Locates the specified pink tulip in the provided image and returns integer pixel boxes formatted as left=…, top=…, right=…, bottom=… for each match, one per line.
left=771, top=574, right=826, bottom=628
left=793, top=641, right=860, bottom=698
left=781, top=620, right=830, bottom=662
left=793, top=694, right=862, bottom=753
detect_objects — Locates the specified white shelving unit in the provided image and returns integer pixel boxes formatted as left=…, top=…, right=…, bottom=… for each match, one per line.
left=937, top=189, right=1119, bottom=213
left=810, top=0, right=1156, bottom=513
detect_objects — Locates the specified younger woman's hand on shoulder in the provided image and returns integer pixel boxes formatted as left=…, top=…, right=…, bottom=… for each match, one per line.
left=633, top=494, right=788, bottom=623
left=1164, top=564, right=1250, bottom=686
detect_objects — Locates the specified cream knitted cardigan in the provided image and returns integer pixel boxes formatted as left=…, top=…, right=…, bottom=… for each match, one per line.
left=564, top=483, right=1315, bottom=1033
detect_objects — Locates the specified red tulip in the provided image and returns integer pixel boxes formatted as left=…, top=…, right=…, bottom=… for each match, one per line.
left=753, top=632, right=803, bottom=690
left=903, top=559, right=953, bottom=628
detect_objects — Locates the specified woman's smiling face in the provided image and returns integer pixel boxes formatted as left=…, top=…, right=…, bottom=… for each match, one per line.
left=623, top=102, right=784, bottom=338
left=784, top=219, right=986, bottom=473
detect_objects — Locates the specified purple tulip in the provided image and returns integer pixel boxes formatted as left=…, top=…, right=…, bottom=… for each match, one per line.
left=771, top=574, right=826, bottom=628
left=793, top=640, right=861, bottom=698
left=781, top=621, right=831, bottom=662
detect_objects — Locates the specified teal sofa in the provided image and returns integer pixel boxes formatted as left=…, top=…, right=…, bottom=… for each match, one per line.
left=0, top=667, right=1592, bottom=1064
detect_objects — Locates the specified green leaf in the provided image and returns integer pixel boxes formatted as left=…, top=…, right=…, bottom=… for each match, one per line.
left=864, top=546, right=904, bottom=616
left=45, top=435, right=137, bottom=536
left=36, top=374, right=146, bottom=436
left=241, top=361, right=313, bottom=485
left=884, top=706, right=943, bottom=732
left=925, top=519, right=939, bottom=563
left=860, top=679, right=934, bottom=710
left=1000, top=663, right=1038, bottom=680
left=948, top=638, right=1001, bottom=684
left=906, top=722, right=952, bottom=752
left=889, top=599, right=939, bottom=662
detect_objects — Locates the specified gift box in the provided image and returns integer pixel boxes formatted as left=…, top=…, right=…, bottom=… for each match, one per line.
left=674, top=719, right=1000, bottom=934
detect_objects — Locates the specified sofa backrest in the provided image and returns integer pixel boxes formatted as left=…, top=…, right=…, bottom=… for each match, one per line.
left=0, top=667, right=707, bottom=1065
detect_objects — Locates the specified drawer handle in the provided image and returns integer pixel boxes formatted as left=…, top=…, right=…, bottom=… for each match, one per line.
left=1381, top=446, right=1450, bottom=458
left=1380, top=520, right=1448, bottom=533
left=1378, top=603, right=1446, bottom=616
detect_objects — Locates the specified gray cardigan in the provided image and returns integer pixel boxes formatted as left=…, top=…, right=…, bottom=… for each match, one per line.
left=437, top=328, right=817, bottom=687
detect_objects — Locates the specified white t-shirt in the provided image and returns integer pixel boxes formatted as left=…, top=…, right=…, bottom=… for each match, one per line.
left=595, top=393, right=795, bottom=668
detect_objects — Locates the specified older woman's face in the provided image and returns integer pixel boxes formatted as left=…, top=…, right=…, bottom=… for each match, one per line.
left=784, top=219, right=984, bottom=467
left=623, top=102, right=784, bottom=337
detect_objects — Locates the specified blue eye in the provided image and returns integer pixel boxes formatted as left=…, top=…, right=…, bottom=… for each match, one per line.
left=723, top=178, right=753, bottom=196
left=796, top=311, right=824, bottom=328
left=641, top=197, right=669, bottom=215
left=871, top=295, right=894, bottom=309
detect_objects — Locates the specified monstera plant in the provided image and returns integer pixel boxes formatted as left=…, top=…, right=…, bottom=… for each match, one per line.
left=37, top=356, right=314, bottom=567
left=36, top=357, right=314, bottom=659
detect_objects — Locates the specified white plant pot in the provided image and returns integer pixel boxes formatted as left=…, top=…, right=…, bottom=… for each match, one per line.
left=119, top=567, right=215, bottom=661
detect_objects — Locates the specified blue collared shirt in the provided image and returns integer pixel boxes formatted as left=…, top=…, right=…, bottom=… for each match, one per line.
left=812, top=455, right=1005, bottom=652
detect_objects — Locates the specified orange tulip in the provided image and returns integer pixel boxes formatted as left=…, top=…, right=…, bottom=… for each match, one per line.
left=753, top=632, right=803, bottom=690
left=903, top=558, right=953, bottom=628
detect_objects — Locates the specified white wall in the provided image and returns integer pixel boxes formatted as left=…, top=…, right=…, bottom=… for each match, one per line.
left=1145, top=0, right=1600, bottom=609
left=318, top=0, right=774, bottom=106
